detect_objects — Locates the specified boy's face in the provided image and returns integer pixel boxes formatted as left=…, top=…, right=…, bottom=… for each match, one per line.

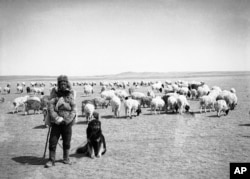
left=59, top=81, right=67, bottom=91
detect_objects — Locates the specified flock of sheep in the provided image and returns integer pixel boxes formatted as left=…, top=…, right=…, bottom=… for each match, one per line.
left=1, top=79, right=238, bottom=123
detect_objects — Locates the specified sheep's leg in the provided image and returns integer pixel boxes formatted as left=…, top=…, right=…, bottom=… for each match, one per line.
left=217, top=110, right=221, bottom=117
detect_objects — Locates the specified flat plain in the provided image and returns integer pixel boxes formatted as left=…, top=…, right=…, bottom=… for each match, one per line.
left=0, top=72, right=250, bottom=179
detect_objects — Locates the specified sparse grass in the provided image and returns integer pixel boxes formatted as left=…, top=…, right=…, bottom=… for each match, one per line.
left=0, top=73, right=250, bottom=179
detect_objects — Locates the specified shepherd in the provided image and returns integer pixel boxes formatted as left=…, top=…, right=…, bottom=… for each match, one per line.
left=44, top=75, right=77, bottom=168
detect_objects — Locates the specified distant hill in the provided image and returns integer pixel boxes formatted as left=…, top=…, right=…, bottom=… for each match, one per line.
left=0, top=71, right=250, bottom=81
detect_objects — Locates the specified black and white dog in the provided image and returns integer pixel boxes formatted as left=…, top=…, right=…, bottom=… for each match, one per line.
left=76, top=119, right=106, bottom=158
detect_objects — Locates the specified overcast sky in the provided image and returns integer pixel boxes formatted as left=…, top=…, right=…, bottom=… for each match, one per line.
left=0, top=0, right=249, bottom=76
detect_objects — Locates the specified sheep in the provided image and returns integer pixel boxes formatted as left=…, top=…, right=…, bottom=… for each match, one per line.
left=83, top=85, right=94, bottom=96
left=167, top=95, right=179, bottom=113
left=197, top=85, right=210, bottom=98
left=151, top=82, right=164, bottom=93
left=81, top=99, right=95, bottom=115
left=17, top=86, right=24, bottom=93
left=140, top=96, right=152, bottom=108
left=92, top=97, right=109, bottom=109
left=178, top=87, right=189, bottom=96
left=110, top=95, right=121, bottom=118
left=199, top=95, right=215, bottom=113
left=214, top=99, right=229, bottom=117
left=114, top=89, right=129, bottom=101
left=150, top=96, right=165, bottom=114
left=13, top=95, right=29, bottom=114
left=230, top=88, right=236, bottom=94
left=190, top=89, right=198, bottom=100
left=216, top=90, right=238, bottom=110
left=131, top=92, right=146, bottom=100
left=124, top=97, right=141, bottom=119
left=3, top=86, right=10, bottom=94
left=177, top=95, right=190, bottom=114
left=101, top=90, right=116, bottom=100
left=147, top=90, right=156, bottom=98
left=128, top=87, right=135, bottom=95
left=188, top=81, right=205, bottom=91
left=24, top=99, right=42, bottom=115
left=0, top=97, right=5, bottom=103
left=84, top=103, right=95, bottom=123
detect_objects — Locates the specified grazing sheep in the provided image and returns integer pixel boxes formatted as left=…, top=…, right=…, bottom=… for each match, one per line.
left=124, top=97, right=141, bottom=119
left=101, top=90, right=116, bottom=100
left=81, top=99, right=94, bottom=115
left=0, top=97, right=5, bottom=103
left=230, top=88, right=236, bottom=94
left=178, top=87, right=189, bottom=96
left=147, top=90, right=156, bottom=98
left=150, top=96, right=165, bottom=114
left=13, top=95, right=29, bottom=114
left=84, top=103, right=95, bottom=123
left=24, top=99, right=42, bottom=115
left=152, top=82, right=164, bottom=93
left=177, top=95, right=190, bottom=114
left=110, top=95, right=121, bottom=118
left=3, top=86, right=10, bottom=94
left=188, top=81, right=205, bottom=91
left=93, top=97, right=109, bottom=109
left=197, top=85, right=210, bottom=98
left=114, top=89, right=129, bottom=101
left=214, top=99, right=229, bottom=117
left=17, top=86, right=24, bottom=93
left=131, top=92, right=146, bottom=100
left=190, top=89, right=198, bottom=99
left=128, top=87, right=135, bottom=95
left=83, top=85, right=94, bottom=96
left=199, top=95, right=215, bottom=113
left=216, top=90, right=238, bottom=110
left=140, top=96, right=152, bottom=108
left=167, top=95, right=179, bottom=113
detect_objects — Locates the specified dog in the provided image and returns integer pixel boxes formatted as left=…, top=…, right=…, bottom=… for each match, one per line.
left=76, top=119, right=106, bottom=158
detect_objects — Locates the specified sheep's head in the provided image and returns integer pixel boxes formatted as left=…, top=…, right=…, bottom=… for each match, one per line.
left=136, top=105, right=142, bottom=116
left=225, top=109, right=230, bottom=115
left=185, top=105, right=190, bottom=112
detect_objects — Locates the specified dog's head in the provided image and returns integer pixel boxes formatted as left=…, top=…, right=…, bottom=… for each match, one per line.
left=88, top=119, right=101, bottom=132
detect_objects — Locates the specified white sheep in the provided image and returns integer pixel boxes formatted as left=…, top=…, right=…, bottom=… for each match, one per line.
left=114, top=89, right=128, bottom=101
left=17, top=86, right=24, bottom=93
left=217, top=90, right=238, bottom=110
left=110, top=95, right=121, bottom=118
left=197, top=85, right=210, bottom=98
left=178, top=87, right=189, bottom=96
left=199, top=95, right=215, bottom=113
left=214, top=99, right=229, bottom=117
left=124, top=97, right=141, bottom=119
left=83, top=85, right=94, bottom=96
left=131, top=92, right=146, bottom=100
left=150, top=96, right=165, bottom=114
left=147, top=90, right=156, bottom=98
left=13, top=95, right=29, bottom=114
left=3, top=86, right=10, bottom=94
left=167, top=95, right=179, bottom=113
left=84, top=103, right=95, bottom=123
left=101, top=90, right=116, bottom=100
left=177, top=95, right=190, bottom=114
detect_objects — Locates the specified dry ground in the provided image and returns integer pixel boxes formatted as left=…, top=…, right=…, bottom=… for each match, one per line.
left=0, top=73, right=250, bottom=179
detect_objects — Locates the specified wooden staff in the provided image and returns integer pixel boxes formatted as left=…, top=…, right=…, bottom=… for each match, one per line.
left=43, top=126, right=51, bottom=159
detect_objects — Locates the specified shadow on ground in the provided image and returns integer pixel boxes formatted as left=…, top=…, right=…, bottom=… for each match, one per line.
left=12, top=156, right=47, bottom=165
left=239, top=123, right=250, bottom=127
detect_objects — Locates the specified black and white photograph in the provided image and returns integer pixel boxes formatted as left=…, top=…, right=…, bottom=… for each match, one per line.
left=0, top=0, right=249, bottom=178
